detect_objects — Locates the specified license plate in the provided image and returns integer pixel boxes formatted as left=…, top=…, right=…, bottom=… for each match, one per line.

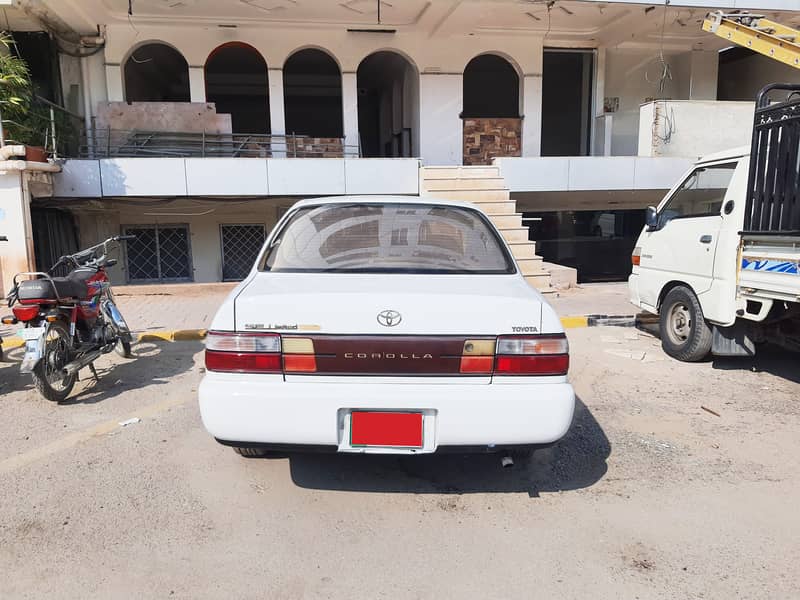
left=350, top=411, right=423, bottom=448
left=19, top=326, right=45, bottom=340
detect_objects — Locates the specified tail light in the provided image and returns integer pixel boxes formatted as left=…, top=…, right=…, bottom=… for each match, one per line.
left=205, top=331, right=317, bottom=374
left=205, top=331, right=282, bottom=373
left=631, top=246, right=641, bottom=267
left=12, top=306, right=39, bottom=322
left=494, top=335, right=569, bottom=375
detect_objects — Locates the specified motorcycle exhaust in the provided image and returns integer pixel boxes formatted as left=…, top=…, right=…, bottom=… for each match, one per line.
left=63, top=350, right=103, bottom=377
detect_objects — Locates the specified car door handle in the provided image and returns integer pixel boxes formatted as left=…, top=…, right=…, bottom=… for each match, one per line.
left=699, top=235, right=713, bottom=244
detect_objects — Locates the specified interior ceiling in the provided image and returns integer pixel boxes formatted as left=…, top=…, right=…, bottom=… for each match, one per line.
left=28, top=0, right=800, bottom=49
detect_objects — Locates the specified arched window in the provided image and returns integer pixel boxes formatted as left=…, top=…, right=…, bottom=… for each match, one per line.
left=283, top=49, right=343, bottom=138
left=357, top=51, right=419, bottom=157
left=124, top=42, right=190, bottom=102
left=205, top=43, right=269, bottom=134
left=462, top=54, right=520, bottom=118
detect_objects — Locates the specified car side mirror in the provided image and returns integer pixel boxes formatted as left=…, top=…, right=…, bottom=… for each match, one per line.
left=645, top=206, right=659, bottom=230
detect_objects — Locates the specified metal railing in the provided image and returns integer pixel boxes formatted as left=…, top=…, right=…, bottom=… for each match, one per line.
left=78, top=129, right=361, bottom=159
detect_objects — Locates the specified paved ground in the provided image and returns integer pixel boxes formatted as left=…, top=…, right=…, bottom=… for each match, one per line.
left=1, top=326, right=797, bottom=599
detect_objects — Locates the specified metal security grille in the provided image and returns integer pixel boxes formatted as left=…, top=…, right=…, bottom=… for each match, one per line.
left=124, top=225, right=193, bottom=283
left=745, top=83, right=800, bottom=234
left=221, top=224, right=266, bottom=281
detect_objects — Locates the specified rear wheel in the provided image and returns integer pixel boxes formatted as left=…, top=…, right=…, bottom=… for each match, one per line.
left=32, top=322, right=77, bottom=402
left=659, top=286, right=712, bottom=362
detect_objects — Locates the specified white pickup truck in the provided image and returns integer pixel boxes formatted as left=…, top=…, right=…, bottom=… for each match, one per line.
left=629, top=84, right=800, bottom=361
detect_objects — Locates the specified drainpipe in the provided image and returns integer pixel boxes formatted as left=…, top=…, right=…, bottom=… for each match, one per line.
left=0, top=160, right=61, bottom=172
left=80, top=55, right=94, bottom=156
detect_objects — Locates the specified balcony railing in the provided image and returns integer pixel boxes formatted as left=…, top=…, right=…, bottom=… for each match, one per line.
left=78, top=130, right=360, bottom=159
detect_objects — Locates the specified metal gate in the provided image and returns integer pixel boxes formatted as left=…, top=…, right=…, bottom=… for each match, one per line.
left=220, top=224, right=266, bottom=281
left=124, top=224, right=193, bottom=283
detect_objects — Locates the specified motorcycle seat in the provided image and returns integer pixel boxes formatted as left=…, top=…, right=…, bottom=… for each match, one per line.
left=17, top=268, right=97, bottom=301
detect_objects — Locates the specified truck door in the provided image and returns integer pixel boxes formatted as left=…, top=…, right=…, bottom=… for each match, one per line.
left=638, top=162, right=737, bottom=308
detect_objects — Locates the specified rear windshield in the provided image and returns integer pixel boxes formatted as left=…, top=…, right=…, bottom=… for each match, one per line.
left=261, top=203, right=515, bottom=274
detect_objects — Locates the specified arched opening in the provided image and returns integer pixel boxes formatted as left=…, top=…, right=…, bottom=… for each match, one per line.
left=124, top=42, right=190, bottom=102
left=205, top=43, right=269, bottom=134
left=283, top=48, right=343, bottom=138
left=356, top=51, right=418, bottom=158
left=461, top=54, right=522, bottom=165
left=463, top=54, right=520, bottom=118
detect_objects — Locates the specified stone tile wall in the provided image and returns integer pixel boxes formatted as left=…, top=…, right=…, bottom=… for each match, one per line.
left=462, top=117, right=522, bottom=165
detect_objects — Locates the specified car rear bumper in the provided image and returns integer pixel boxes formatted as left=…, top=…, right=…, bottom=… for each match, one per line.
left=199, top=373, right=575, bottom=454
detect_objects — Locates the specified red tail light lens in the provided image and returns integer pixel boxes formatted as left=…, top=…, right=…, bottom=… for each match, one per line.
left=12, top=306, right=39, bottom=322
left=494, top=335, right=569, bottom=376
left=205, top=331, right=282, bottom=374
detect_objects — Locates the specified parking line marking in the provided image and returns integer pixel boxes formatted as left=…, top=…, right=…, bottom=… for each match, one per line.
left=560, top=316, right=589, bottom=328
left=0, top=395, right=189, bottom=476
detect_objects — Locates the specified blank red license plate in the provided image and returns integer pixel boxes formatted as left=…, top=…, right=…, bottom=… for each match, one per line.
left=350, top=412, right=423, bottom=448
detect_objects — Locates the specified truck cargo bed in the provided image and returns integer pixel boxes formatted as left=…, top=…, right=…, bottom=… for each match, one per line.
left=739, top=236, right=800, bottom=302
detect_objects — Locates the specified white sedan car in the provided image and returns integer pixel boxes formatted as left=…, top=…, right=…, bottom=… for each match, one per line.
left=199, top=197, right=574, bottom=457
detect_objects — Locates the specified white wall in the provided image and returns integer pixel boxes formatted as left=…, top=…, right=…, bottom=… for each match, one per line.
left=637, top=100, right=754, bottom=158
left=0, top=171, right=32, bottom=295
left=54, top=157, right=421, bottom=198
left=603, top=48, right=696, bottom=156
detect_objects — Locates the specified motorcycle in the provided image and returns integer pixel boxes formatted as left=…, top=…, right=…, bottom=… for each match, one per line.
left=2, top=235, right=136, bottom=402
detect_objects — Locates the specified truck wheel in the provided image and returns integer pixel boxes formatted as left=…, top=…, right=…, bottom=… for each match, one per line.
left=660, top=286, right=712, bottom=362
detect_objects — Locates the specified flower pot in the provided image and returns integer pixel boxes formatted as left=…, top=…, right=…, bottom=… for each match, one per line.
left=25, top=146, right=48, bottom=162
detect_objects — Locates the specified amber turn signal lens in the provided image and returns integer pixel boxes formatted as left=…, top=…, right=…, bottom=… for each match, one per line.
left=631, top=246, right=642, bottom=266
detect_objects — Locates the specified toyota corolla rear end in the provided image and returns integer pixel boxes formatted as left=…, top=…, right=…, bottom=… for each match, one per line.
left=198, top=199, right=575, bottom=455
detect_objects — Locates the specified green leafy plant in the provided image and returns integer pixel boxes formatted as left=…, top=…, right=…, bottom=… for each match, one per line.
left=0, top=32, right=35, bottom=146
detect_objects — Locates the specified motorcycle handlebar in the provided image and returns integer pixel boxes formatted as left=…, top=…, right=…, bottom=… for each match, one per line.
left=114, top=235, right=136, bottom=242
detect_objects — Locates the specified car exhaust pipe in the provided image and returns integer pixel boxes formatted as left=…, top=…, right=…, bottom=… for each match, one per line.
left=63, top=350, right=103, bottom=377
left=501, top=454, right=514, bottom=468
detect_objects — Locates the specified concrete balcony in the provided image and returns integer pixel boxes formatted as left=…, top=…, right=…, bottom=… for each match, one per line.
left=54, top=157, right=421, bottom=198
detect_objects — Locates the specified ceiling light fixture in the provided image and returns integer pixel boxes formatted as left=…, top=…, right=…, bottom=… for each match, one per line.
left=347, top=28, right=396, bottom=34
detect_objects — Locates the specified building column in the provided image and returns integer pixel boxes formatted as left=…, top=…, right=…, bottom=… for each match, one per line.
left=341, top=71, right=359, bottom=156
left=419, top=73, right=463, bottom=166
left=0, top=172, right=35, bottom=296
left=105, top=64, right=123, bottom=102
left=521, top=74, right=542, bottom=158
left=188, top=66, right=206, bottom=103
left=689, top=50, right=718, bottom=100
left=268, top=68, right=286, bottom=157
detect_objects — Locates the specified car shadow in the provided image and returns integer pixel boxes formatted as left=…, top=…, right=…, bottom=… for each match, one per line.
left=0, top=340, right=202, bottom=404
left=286, top=396, right=609, bottom=497
left=637, top=321, right=800, bottom=382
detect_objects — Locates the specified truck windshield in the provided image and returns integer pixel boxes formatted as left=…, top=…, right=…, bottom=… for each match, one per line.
left=261, top=203, right=515, bottom=274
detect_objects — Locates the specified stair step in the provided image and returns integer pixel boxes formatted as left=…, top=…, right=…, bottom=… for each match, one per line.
left=488, top=213, right=523, bottom=229
left=473, top=201, right=517, bottom=215
left=508, top=241, right=537, bottom=259
left=524, top=273, right=555, bottom=293
left=422, top=190, right=511, bottom=202
left=421, top=166, right=501, bottom=179
left=497, top=227, right=529, bottom=243
left=516, top=257, right=545, bottom=276
left=422, top=177, right=507, bottom=192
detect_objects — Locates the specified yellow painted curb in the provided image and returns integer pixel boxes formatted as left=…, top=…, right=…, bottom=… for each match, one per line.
left=138, top=329, right=207, bottom=342
left=2, top=337, right=24, bottom=349
left=560, top=316, right=589, bottom=329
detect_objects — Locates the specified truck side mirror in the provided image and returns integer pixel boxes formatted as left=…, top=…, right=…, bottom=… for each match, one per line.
left=645, top=206, right=659, bottom=230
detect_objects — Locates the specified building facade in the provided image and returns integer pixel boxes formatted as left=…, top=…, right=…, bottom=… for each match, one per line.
left=0, top=0, right=799, bottom=293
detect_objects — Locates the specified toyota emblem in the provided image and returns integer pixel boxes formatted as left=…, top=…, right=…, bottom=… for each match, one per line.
left=377, top=309, right=402, bottom=327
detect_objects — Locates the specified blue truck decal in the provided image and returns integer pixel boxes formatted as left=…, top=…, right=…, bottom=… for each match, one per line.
left=741, top=258, right=799, bottom=275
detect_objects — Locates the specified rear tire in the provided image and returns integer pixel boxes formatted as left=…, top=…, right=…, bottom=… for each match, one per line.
left=233, top=446, right=272, bottom=458
left=32, top=322, right=77, bottom=402
left=659, top=286, right=713, bottom=362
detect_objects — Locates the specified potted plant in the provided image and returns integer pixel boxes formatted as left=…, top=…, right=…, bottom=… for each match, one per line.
left=0, top=32, right=48, bottom=160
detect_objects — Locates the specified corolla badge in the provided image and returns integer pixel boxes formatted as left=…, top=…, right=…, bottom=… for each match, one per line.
left=377, top=309, right=402, bottom=327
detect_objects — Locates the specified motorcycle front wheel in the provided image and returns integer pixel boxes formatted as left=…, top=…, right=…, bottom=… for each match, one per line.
left=115, top=336, right=132, bottom=358
left=32, top=322, right=76, bottom=402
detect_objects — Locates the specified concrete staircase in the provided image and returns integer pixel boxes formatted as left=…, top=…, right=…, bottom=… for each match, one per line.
left=419, top=165, right=553, bottom=293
